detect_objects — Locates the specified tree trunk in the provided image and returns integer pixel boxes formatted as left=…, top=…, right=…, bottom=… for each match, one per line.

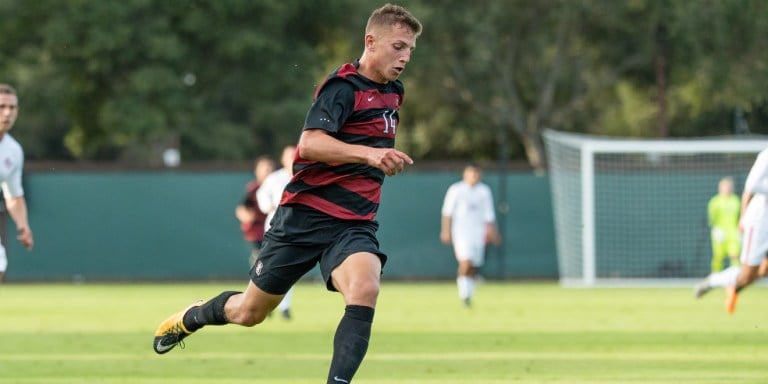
left=520, top=131, right=546, bottom=175
left=655, top=23, right=669, bottom=137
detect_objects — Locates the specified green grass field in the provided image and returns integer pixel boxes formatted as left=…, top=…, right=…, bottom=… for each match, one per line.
left=1, top=281, right=766, bottom=383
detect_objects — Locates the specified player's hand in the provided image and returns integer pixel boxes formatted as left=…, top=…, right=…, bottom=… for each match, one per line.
left=711, top=227, right=725, bottom=242
left=235, top=206, right=256, bottom=223
left=369, top=148, right=413, bottom=176
left=17, top=226, right=33, bottom=250
left=440, top=229, right=451, bottom=245
left=485, top=229, right=501, bottom=246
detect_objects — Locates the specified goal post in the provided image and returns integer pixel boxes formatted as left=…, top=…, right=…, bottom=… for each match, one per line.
left=543, top=129, right=768, bottom=287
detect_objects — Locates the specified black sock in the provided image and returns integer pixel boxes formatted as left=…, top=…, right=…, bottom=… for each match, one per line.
left=326, top=305, right=375, bottom=384
left=182, top=291, right=240, bottom=332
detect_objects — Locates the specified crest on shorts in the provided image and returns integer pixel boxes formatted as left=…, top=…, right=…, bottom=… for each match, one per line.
left=255, top=260, right=264, bottom=276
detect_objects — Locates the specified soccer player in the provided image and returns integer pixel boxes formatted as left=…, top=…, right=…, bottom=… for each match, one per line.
left=256, top=145, right=296, bottom=320
left=707, top=177, right=741, bottom=272
left=694, top=147, right=768, bottom=314
left=152, top=4, right=422, bottom=383
left=440, top=164, right=501, bottom=307
left=235, top=155, right=275, bottom=268
left=0, top=83, right=34, bottom=282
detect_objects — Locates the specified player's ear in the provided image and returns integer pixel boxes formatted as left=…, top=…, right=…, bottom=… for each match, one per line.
left=365, top=34, right=375, bottom=50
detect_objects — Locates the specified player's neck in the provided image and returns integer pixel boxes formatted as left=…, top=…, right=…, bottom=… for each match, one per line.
left=357, top=56, right=387, bottom=84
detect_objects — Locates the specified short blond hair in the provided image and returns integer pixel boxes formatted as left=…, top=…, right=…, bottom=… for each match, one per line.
left=0, top=83, right=17, bottom=96
left=366, top=3, right=422, bottom=37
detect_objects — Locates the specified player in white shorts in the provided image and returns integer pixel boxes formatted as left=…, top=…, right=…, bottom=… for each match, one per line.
left=0, top=84, right=34, bottom=282
left=440, top=164, right=500, bottom=307
left=694, top=147, right=768, bottom=313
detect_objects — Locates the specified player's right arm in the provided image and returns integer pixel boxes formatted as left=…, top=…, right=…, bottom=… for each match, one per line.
left=299, top=78, right=412, bottom=177
left=707, top=197, right=717, bottom=228
left=440, top=185, right=457, bottom=244
left=5, top=195, right=32, bottom=250
left=1, top=153, right=32, bottom=249
left=298, top=129, right=412, bottom=177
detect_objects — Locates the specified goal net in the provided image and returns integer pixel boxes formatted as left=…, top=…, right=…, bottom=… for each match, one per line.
left=543, top=129, right=768, bottom=287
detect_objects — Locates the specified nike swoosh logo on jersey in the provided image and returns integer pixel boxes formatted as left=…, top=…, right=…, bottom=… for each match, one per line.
left=333, top=376, right=350, bottom=383
left=367, top=96, right=374, bottom=102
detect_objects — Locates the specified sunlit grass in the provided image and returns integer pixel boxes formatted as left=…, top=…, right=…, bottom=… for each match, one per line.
left=1, top=281, right=766, bottom=383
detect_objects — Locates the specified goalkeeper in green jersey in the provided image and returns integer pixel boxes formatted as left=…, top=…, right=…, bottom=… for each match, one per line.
left=707, top=177, right=741, bottom=272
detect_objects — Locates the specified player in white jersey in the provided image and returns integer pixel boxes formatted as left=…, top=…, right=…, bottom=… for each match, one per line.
left=0, top=84, right=34, bottom=282
left=256, top=145, right=296, bottom=319
left=694, top=147, right=768, bottom=313
left=440, top=164, right=500, bottom=307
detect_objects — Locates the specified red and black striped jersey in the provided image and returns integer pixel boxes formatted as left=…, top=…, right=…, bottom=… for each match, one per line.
left=280, top=61, right=405, bottom=221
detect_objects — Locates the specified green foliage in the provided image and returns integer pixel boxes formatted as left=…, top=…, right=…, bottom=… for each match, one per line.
left=1, top=0, right=362, bottom=162
left=1, top=0, right=767, bottom=165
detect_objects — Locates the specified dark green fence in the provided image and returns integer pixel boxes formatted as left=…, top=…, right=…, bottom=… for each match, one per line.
left=5, top=170, right=558, bottom=282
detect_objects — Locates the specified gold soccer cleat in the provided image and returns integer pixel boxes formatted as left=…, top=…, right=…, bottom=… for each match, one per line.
left=152, top=300, right=204, bottom=354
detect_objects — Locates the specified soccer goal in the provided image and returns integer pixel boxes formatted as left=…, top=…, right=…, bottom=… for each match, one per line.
left=543, top=129, right=768, bottom=287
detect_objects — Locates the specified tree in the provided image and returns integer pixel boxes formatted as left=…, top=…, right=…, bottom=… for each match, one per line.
left=0, top=0, right=363, bottom=163
left=405, top=0, right=768, bottom=170
left=1, top=0, right=767, bottom=165
left=663, top=0, right=768, bottom=136
left=406, top=0, right=663, bottom=171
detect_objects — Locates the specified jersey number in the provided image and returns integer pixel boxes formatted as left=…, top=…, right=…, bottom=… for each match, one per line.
left=382, top=110, right=397, bottom=134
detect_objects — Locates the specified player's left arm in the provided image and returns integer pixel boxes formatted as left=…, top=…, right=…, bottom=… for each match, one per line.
left=741, top=152, right=768, bottom=231
left=484, top=222, right=501, bottom=245
left=5, top=195, right=33, bottom=250
left=741, top=177, right=768, bottom=233
left=739, top=191, right=752, bottom=234
left=483, top=186, right=501, bottom=245
left=440, top=215, right=452, bottom=245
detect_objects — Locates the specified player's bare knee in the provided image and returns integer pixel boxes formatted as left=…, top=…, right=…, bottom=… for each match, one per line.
left=343, top=279, right=380, bottom=304
left=361, top=283, right=380, bottom=300
left=359, top=281, right=380, bottom=301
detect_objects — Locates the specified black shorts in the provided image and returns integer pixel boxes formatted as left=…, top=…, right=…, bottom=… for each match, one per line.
left=250, top=204, right=387, bottom=294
